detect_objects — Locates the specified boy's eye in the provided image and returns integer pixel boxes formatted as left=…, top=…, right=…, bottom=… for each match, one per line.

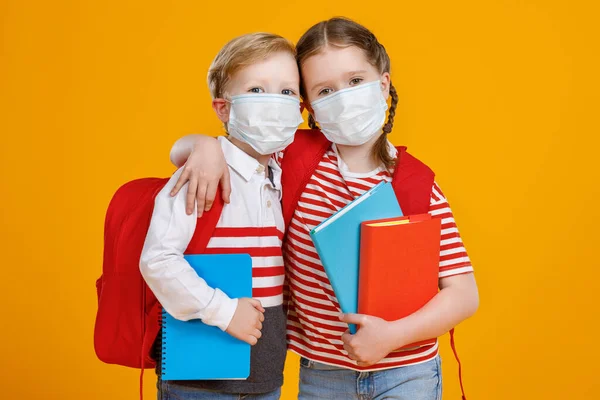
left=318, top=88, right=333, bottom=96
left=249, top=87, right=264, bottom=93
left=282, top=89, right=296, bottom=96
left=350, top=78, right=363, bottom=86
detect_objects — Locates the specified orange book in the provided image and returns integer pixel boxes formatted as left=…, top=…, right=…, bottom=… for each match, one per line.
left=358, top=214, right=441, bottom=350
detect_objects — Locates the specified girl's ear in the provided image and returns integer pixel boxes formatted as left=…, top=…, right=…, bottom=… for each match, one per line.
left=212, top=98, right=230, bottom=123
left=380, top=72, right=391, bottom=100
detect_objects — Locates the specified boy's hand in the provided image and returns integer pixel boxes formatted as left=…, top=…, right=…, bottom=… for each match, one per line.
left=226, top=298, right=265, bottom=345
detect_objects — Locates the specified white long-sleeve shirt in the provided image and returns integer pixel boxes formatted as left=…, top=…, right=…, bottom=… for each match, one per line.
left=140, top=136, right=285, bottom=331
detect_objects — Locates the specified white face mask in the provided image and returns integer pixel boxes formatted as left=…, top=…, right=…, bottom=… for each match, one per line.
left=227, top=94, right=304, bottom=155
left=311, top=80, right=388, bottom=146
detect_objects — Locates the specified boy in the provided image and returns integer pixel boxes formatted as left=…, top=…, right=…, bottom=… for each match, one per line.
left=140, top=33, right=303, bottom=399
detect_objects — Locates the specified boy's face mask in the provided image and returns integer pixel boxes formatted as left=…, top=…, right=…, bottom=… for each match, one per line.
left=227, top=94, right=304, bottom=155
left=310, top=80, right=388, bottom=146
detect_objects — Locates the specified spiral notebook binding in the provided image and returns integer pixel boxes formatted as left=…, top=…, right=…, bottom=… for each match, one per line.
left=161, top=308, right=167, bottom=376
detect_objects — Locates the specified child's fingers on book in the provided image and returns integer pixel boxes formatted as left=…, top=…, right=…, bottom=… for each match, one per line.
left=339, top=313, right=368, bottom=326
left=341, top=331, right=352, bottom=344
left=248, top=298, right=264, bottom=312
left=248, top=335, right=258, bottom=346
left=343, top=344, right=357, bottom=360
left=252, top=328, right=262, bottom=339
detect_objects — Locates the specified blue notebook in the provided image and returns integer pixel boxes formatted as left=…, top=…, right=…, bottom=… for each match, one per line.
left=161, top=253, right=252, bottom=381
left=309, top=182, right=403, bottom=333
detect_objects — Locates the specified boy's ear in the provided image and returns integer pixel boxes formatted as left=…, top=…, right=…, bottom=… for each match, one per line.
left=212, top=98, right=230, bottom=123
left=380, top=72, right=391, bottom=100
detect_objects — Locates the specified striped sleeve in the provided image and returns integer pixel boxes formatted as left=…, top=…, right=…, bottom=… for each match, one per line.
left=428, top=182, right=474, bottom=278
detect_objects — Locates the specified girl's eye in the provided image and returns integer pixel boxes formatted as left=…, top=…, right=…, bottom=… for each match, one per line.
left=318, top=88, right=333, bottom=96
left=249, top=87, right=264, bottom=93
left=350, top=78, right=363, bottom=86
left=282, top=89, right=296, bottom=96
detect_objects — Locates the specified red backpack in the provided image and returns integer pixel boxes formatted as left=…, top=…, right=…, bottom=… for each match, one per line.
left=94, top=177, right=224, bottom=369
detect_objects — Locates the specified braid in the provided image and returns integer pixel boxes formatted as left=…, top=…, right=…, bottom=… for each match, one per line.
left=382, top=83, right=398, bottom=134
left=371, top=82, right=398, bottom=169
left=308, top=114, right=319, bottom=129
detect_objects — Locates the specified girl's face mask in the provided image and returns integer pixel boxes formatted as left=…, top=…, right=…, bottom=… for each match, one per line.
left=310, top=80, right=388, bottom=146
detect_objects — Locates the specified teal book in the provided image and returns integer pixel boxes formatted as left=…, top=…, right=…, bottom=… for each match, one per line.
left=161, top=253, right=252, bottom=381
left=309, top=182, right=403, bottom=333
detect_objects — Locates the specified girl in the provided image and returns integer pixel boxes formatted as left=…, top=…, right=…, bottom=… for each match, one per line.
left=169, top=17, right=478, bottom=400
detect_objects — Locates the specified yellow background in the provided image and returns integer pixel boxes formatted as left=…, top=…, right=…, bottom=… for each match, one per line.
left=1, top=1, right=599, bottom=399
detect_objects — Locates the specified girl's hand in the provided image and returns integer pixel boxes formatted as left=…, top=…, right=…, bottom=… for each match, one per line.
left=339, top=313, right=398, bottom=367
left=170, top=136, right=231, bottom=217
left=340, top=274, right=479, bottom=367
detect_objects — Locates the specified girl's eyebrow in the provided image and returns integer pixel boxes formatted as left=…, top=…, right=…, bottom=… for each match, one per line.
left=310, top=70, right=369, bottom=92
left=346, top=70, right=368, bottom=76
left=310, top=79, right=332, bottom=92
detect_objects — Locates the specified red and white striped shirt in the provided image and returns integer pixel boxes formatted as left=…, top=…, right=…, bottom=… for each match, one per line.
left=282, top=143, right=474, bottom=371
left=140, top=136, right=285, bottom=331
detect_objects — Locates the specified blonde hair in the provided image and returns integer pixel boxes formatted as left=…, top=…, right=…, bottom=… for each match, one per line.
left=208, top=33, right=296, bottom=99
left=296, top=17, right=398, bottom=169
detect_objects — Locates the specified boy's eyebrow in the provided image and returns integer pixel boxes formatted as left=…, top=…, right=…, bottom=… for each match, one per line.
left=280, top=79, right=300, bottom=87
left=241, top=78, right=299, bottom=88
left=309, top=70, right=369, bottom=92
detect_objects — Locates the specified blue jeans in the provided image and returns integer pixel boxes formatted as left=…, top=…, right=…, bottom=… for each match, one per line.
left=298, top=356, right=442, bottom=400
left=157, top=381, right=281, bottom=400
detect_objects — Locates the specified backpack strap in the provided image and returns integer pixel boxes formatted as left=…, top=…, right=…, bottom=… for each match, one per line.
left=391, top=146, right=435, bottom=215
left=186, top=190, right=225, bottom=253
left=450, top=328, right=467, bottom=400
left=281, top=129, right=331, bottom=229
